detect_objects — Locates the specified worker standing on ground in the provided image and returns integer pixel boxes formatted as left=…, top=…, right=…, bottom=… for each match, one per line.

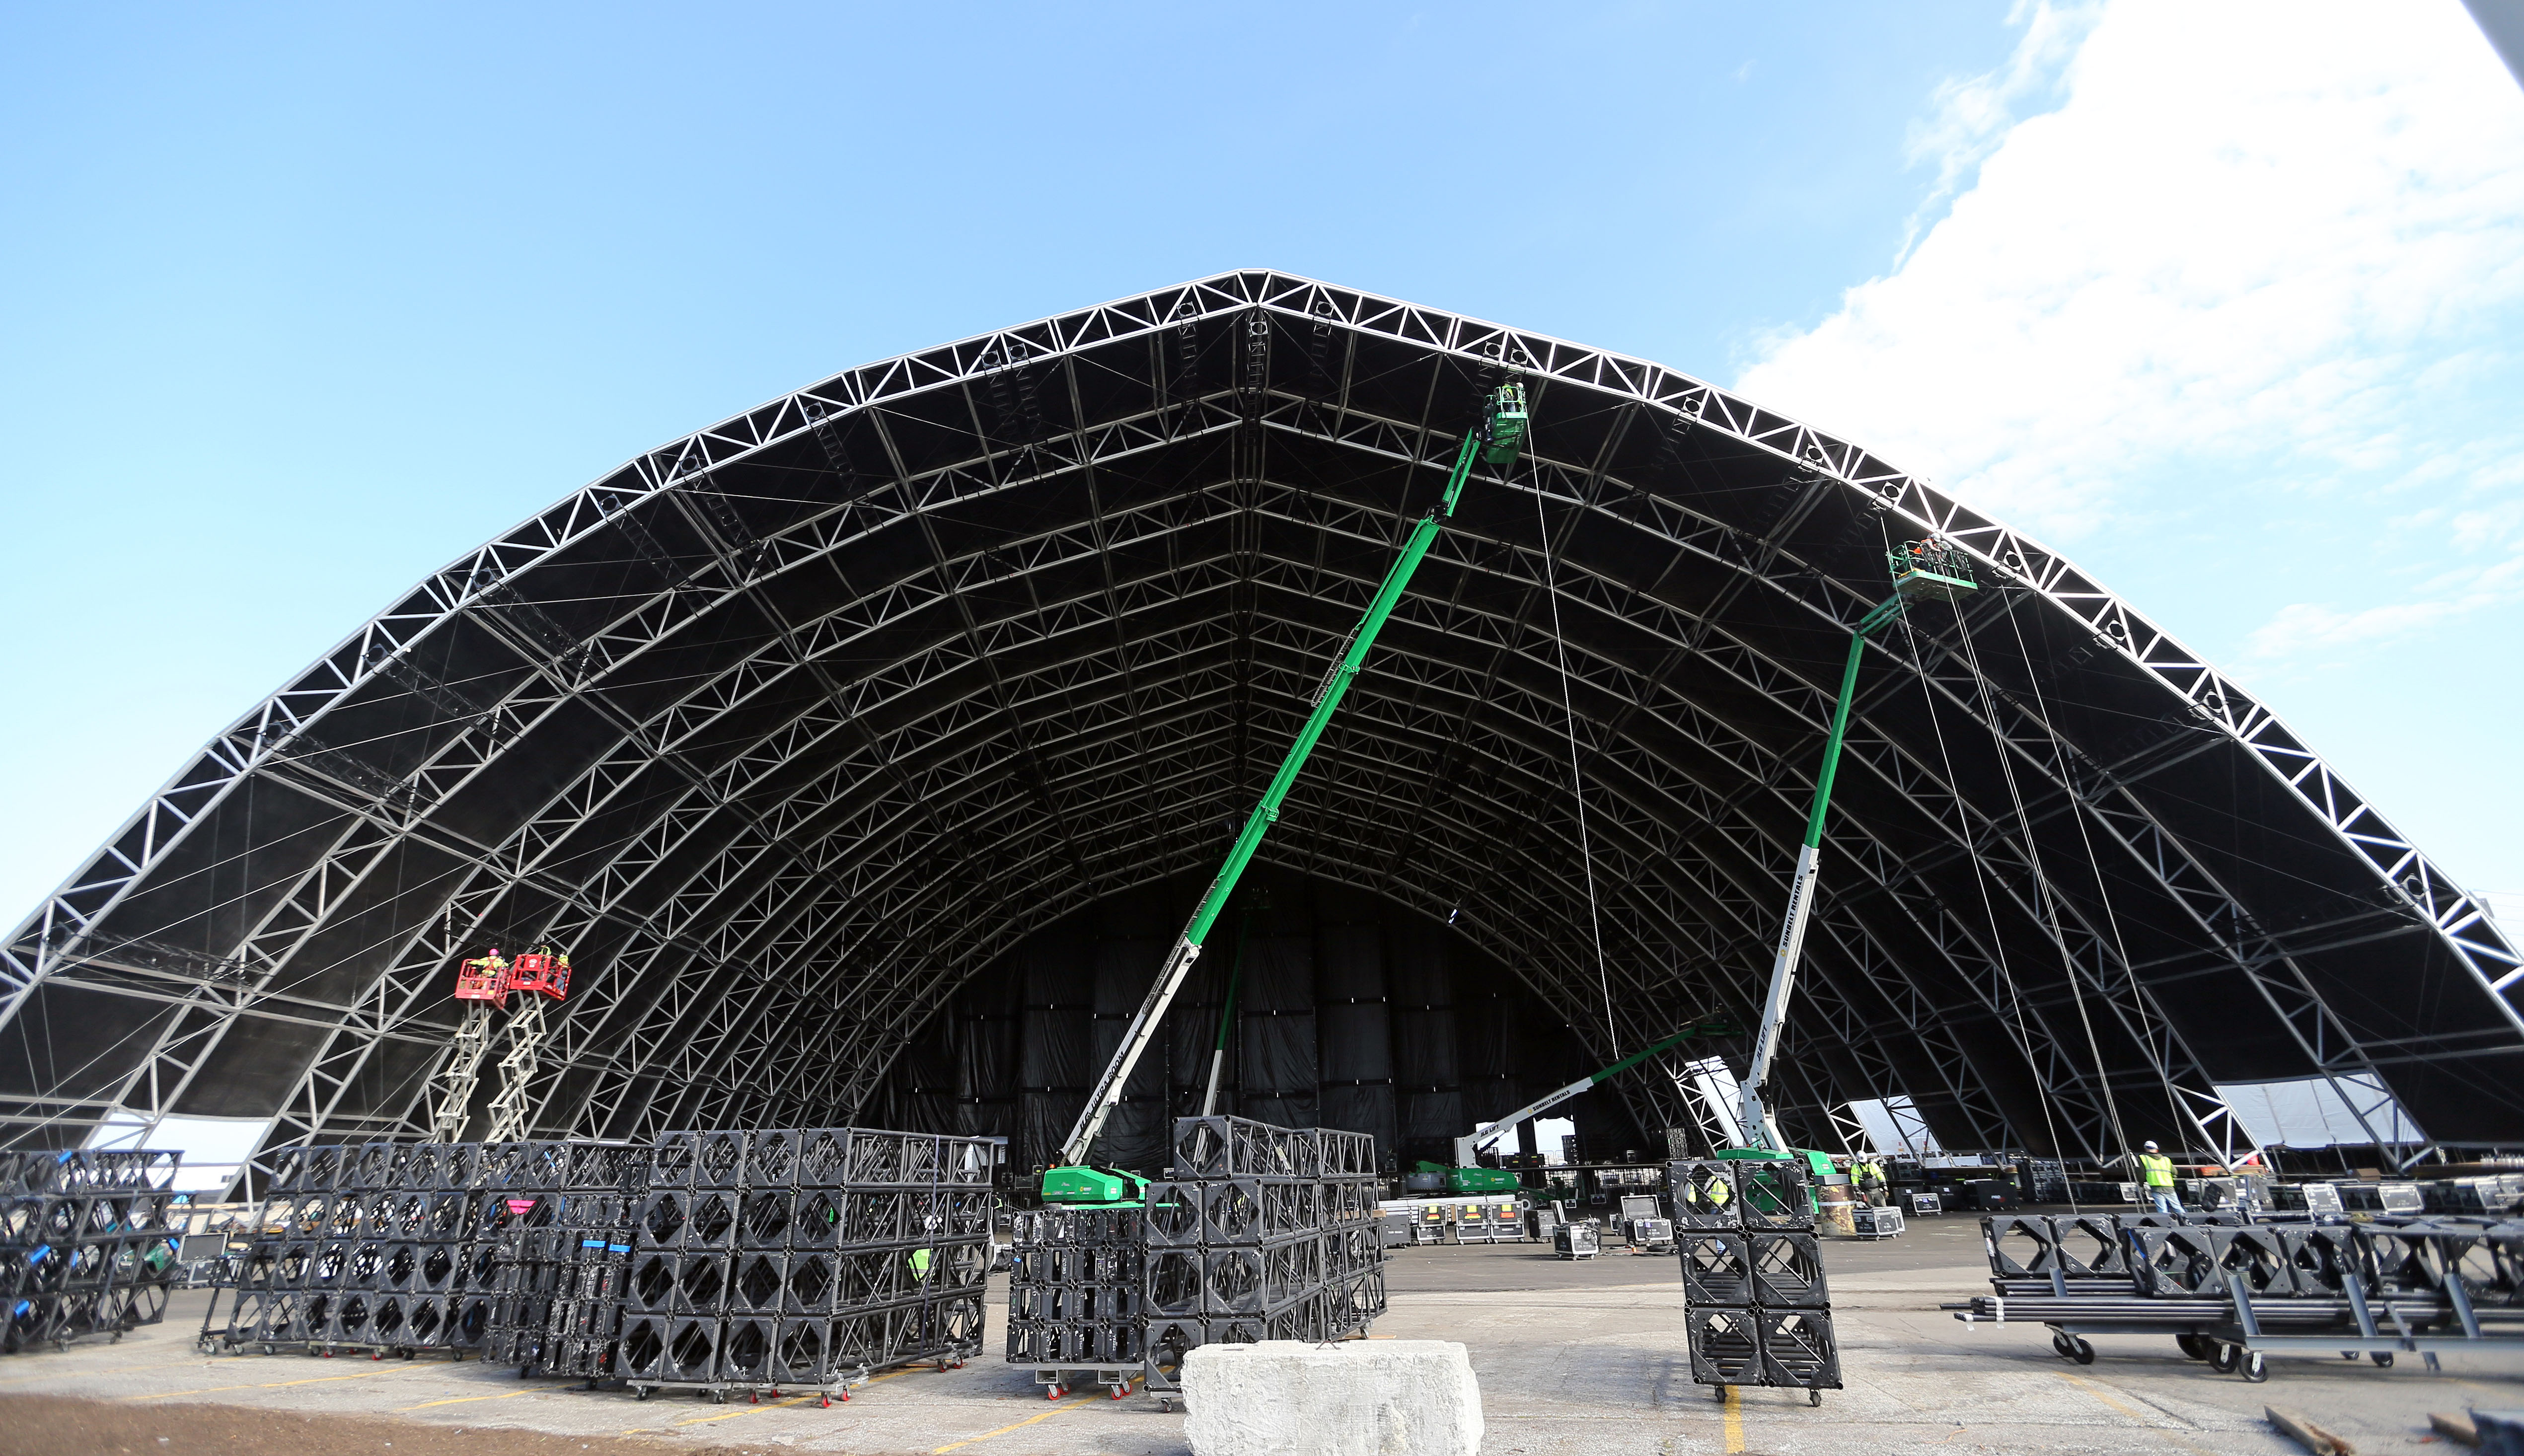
left=2138, top=1140, right=2182, bottom=1215
left=1854, top=1156, right=1885, bottom=1207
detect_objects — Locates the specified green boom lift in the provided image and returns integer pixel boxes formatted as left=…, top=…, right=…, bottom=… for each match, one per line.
left=1725, top=536, right=1976, bottom=1187
left=1039, top=383, right=1532, bottom=1207
left=1430, top=1021, right=1733, bottom=1193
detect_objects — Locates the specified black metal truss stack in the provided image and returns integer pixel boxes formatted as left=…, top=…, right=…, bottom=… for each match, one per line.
left=211, top=1141, right=502, bottom=1355
left=616, top=1128, right=993, bottom=1392
left=1963, top=1211, right=2524, bottom=1345
left=1006, top=1203, right=1145, bottom=1368
left=511, top=1141, right=644, bottom=1378
left=0, top=1148, right=183, bottom=1353
left=1132, top=1117, right=1386, bottom=1385
left=1672, top=1159, right=1842, bottom=1400
left=476, top=1140, right=594, bottom=1367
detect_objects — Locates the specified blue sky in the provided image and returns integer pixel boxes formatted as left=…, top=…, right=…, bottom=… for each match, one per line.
left=4, top=2, right=2519, bottom=932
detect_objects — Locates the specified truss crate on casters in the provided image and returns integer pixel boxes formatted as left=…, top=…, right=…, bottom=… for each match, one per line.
left=1674, top=1158, right=1842, bottom=1407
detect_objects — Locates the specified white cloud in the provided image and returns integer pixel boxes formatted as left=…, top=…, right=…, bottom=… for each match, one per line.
left=1737, top=0, right=2524, bottom=556
left=1896, top=1, right=2101, bottom=260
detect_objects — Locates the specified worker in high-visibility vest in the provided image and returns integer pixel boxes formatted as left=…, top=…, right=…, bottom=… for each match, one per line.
left=2138, top=1140, right=2182, bottom=1215
left=1854, top=1158, right=1886, bottom=1207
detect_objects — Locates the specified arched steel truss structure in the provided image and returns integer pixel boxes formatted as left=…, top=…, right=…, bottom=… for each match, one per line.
left=7, top=271, right=2519, bottom=1185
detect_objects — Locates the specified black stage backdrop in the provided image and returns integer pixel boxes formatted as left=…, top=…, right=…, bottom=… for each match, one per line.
left=866, top=868, right=1639, bottom=1174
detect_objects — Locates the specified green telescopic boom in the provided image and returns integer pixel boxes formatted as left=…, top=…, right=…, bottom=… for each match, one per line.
left=1736, top=539, right=1975, bottom=1150
left=1458, top=1019, right=1731, bottom=1159
left=1053, top=384, right=1531, bottom=1170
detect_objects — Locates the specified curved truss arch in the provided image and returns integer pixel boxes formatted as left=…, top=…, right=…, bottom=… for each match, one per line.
left=7, top=270, right=2517, bottom=1182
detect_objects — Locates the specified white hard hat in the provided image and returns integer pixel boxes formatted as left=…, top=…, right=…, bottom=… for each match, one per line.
left=2142, top=1141, right=2159, bottom=1150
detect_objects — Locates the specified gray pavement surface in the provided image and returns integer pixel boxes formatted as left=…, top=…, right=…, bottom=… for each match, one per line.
left=1, top=1211, right=2516, bottom=1454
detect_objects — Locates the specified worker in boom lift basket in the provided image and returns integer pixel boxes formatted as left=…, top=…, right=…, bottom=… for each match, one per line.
left=2138, top=1140, right=2183, bottom=1215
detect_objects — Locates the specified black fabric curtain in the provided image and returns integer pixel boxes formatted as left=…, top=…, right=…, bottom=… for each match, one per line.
left=873, top=870, right=1618, bottom=1174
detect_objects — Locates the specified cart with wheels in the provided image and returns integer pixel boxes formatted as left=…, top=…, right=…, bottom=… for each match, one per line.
left=1030, top=1364, right=1137, bottom=1401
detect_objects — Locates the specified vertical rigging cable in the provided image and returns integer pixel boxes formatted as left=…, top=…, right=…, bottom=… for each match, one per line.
left=1879, top=514, right=2073, bottom=1192
left=1950, top=590, right=2135, bottom=1182
left=1531, top=468, right=1618, bottom=1058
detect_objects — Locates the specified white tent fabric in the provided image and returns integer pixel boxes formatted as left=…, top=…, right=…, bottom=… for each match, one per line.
left=2215, top=1075, right=2423, bottom=1149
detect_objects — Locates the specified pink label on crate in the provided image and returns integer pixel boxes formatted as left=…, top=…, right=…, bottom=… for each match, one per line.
left=507, top=1198, right=537, bottom=1214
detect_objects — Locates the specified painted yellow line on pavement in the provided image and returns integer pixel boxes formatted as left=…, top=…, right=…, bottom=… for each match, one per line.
left=122, top=1367, right=407, bottom=1400
left=2056, top=1373, right=2221, bottom=1456
left=933, top=1392, right=1096, bottom=1454
left=400, top=1387, right=539, bottom=1411
left=1722, top=1383, right=1743, bottom=1453
left=2057, top=1371, right=2144, bottom=1419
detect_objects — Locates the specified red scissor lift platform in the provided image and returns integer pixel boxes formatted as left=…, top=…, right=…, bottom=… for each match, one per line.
left=453, top=951, right=511, bottom=1008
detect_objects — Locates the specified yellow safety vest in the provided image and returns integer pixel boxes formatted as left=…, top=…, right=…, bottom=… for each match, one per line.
left=2139, top=1154, right=2176, bottom=1188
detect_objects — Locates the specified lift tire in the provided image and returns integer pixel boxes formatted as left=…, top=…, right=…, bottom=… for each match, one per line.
left=2240, top=1351, right=2268, bottom=1383
left=2176, top=1335, right=2211, bottom=1361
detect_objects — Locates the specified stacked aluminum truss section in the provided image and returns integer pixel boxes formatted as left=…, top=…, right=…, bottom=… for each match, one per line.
left=475, top=1140, right=574, bottom=1365
left=1006, top=1202, right=1145, bottom=1389
left=0, top=1148, right=182, bottom=1353
left=1672, top=1159, right=1841, bottom=1405
left=617, top=1128, right=992, bottom=1403
left=1954, top=1210, right=2524, bottom=1380
left=1005, top=1116, right=1384, bottom=1402
left=203, top=1141, right=511, bottom=1359
left=514, top=1141, right=643, bottom=1378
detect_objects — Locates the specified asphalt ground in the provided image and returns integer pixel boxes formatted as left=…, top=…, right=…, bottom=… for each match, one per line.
left=0, top=1208, right=2516, bottom=1455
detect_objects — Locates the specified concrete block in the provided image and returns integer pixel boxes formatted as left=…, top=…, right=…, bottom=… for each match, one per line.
left=1181, top=1339, right=1482, bottom=1456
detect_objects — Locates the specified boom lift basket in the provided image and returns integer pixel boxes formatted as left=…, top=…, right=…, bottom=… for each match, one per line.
left=1887, top=537, right=1976, bottom=604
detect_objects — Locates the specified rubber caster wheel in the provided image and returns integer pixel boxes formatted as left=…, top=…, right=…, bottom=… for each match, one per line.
left=1046, top=1385, right=1063, bottom=1401
left=635, top=1388, right=651, bottom=1402
left=710, top=1390, right=727, bottom=1405
left=2340, top=1350, right=2360, bottom=1361
left=2069, top=1336, right=2095, bottom=1366
left=2052, top=1331, right=2076, bottom=1361
left=748, top=1391, right=759, bottom=1404
left=1158, top=1398, right=1176, bottom=1413
left=2210, top=1343, right=2241, bottom=1374
left=1712, top=1384, right=1728, bottom=1403
left=1808, top=1389, right=1822, bottom=1407
left=2370, top=1351, right=2393, bottom=1368
left=1110, top=1385, right=1127, bottom=1401
left=2240, top=1351, right=2268, bottom=1383
left=819, top=1395, right=831, bottom=1408
left=2177, top=1335, right=2211, bottom=1362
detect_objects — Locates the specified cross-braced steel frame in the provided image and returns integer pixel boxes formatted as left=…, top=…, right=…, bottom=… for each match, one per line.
left=5, top=270, right=2518, bottom=1194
